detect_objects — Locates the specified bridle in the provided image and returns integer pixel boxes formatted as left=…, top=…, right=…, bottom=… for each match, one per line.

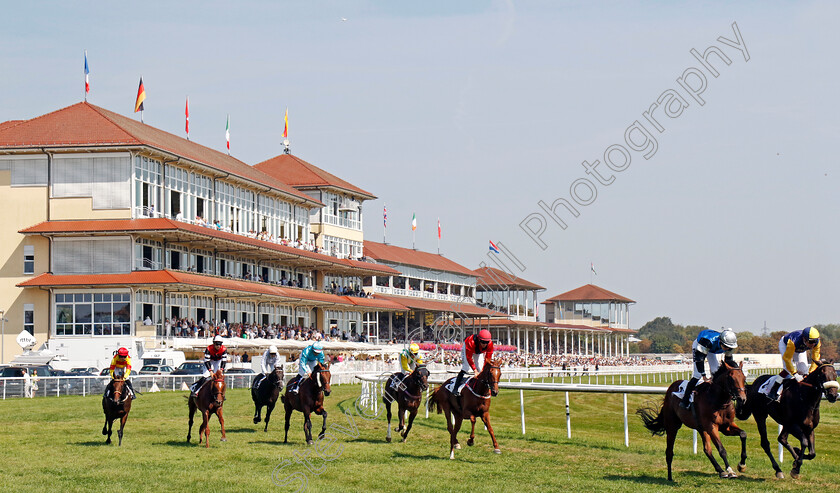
left=211, top=376, right=226, bottom=408
left=471, top=364, right=501, bottom=398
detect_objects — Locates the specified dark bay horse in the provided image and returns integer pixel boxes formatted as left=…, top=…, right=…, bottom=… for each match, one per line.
left=282, top=363, right=331, bottom=445
left=637, top=361, right=748, bottom=480
left=102, top=378, right=132, bottom=445
left=428, top=359, right=501, bottom=459
left=187, top=369, right=227, bottom=448
left=738, top=361, right=838, bottom=479
left=384, top=364, right=430, bottom=443
left=252, top=366, right=285, bottom=432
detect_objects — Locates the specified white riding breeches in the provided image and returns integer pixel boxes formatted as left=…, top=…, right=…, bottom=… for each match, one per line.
left=460, top=345, right=485, bottom=374
left=691, top=340, right=722, bottom=379
left=778, top=338, right=810, bottom=375
left=202, top=359, right=223, bottom=377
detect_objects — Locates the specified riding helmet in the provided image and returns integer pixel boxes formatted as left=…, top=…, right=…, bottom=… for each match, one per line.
left=478, top=329, right=492, bottom=342
left=409, top=343, right=420, bottom=354
left=269, top=345, right=278, bottom=354
left=806, top=326, right=820, bottom=344
left=213, top=335, right=223, bottom=344
left=117, top=347, right=129, bottom=357
left=720, top=329, right=738, bottom=349
left=312, top=342, right=324, bottom=353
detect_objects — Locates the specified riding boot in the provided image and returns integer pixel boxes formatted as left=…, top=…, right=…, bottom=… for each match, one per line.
left=126, top=379, right=137, bottom=399
left=289, top=376, right=300, bottom=393
left=191, top=377, right=206, bottom=397
left=452, top=371, right=466, bottom=397
left=768, top=376, right=784, bottom=401
left=680, top=378, right=698, bottom=409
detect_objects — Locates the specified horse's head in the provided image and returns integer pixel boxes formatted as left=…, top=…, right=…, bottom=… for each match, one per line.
left=314, top=363, right=331, bottom=396
left=212, top=370, right=226, bottom=408
left=806, top=360, right=839, bottom=403
left=109, top=378, right=127, bottom=404
left=270, top=366, right=285, bottom=387
left=715, top=360, right=747, bottom=406
left=480, top=359, right=501, bottom=397
left=412, top=364, right=430, bottom=391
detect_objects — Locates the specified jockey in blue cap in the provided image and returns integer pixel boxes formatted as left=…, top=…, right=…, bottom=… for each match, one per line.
left=288, top=340, right=325, bottom=393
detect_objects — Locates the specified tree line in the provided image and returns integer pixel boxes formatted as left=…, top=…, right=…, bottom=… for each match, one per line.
left=632, top=316, right=840, bottom=361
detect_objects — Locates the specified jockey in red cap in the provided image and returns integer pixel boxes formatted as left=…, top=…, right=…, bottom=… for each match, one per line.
left=452, top=329, right=494, bottom=397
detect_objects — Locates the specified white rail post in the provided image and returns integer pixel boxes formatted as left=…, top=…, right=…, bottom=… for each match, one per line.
left=520, top=389, right=526, bottom=434
left=623, top=393, right=629, bottom=447
left=778, top=424, right=784, bottom=463
left=565, top=391, right=571, bottom=438
left=693, top=429, right=697, bottom=454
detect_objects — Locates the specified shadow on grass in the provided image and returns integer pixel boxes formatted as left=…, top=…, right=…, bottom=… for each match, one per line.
left=165, top=440, right=197, bottom=447
left=603, top=474, right=677, bottom=486
left=223, top=427, right=257, bottom=434
left=391, top=451, right=474, bottom=462
left=73, top=440, right=111, bottom=446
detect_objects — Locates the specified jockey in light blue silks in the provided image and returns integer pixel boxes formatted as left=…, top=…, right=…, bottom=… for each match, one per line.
left=287, top=341, right=325, bottom=393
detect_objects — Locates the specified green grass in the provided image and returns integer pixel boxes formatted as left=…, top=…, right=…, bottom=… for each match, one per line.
left=1, top=384, right=839, bottom=492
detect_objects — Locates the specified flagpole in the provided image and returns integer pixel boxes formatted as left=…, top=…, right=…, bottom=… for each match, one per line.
left=383, top=204, right=386, bottom=244
left=437, top=217, right=440, bottom=254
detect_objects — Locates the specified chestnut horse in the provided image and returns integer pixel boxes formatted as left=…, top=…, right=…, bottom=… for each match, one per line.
left=637, top=361, right=748, bottom=480
left=737, top=360, right=839, bottom=479
left=282, top=363, right=331, bottom=445
left=252, top=366, right=285, bottom=432
left=187, top=369, right=227, bottom=448
left=428, top=359, right=501, bottom=459
left=383, top=364, right=430, bottom=443
left=102, top=378, right=132, bottom=445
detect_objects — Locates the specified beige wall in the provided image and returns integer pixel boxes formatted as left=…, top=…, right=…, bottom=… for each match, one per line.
left=0, top=170, right=50, bottom=362
left=313, top=223, right=364, bottom=244
left=49, top=197, right=131, bottom=220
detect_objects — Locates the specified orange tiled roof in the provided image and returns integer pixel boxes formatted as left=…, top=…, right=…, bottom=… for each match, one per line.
left=375, top=294, right=503, bottom=317
left=363, top=241, right=476, bottom=277
left=255, top=154, right=375, bottom=200
left=19, top=219, right=399, bottom=276
left=543, top=284, right=634, bottom=303
left=473, top=266, right=545, bottom=291
left=18, top=270, right=406, bottom=311
left=0, top=102, right=320, bottom=207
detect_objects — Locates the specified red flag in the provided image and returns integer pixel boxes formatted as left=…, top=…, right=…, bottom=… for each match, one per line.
left=283, top=107, right=288, bottom=138
left=185, top=97, right=190, bottom=138
left=437, top=219, right=441, bottom=239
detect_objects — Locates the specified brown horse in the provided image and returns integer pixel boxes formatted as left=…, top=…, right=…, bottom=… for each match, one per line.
left=187, top=369, right=227, bottom=448
left=282, top=363, right=331, bottom=445
left=102, top=378, right=132, bottom=446
left=428, top=359, right=501, bottom=459
left=738, top=360, right=839, bottom=479
left=384, top=364, right=430, bottom=443
left=252, top=366, right=285, bottom=432
left=637, top=360, right=748, bottom=480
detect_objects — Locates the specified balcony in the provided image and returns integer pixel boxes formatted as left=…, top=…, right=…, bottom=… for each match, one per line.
left=373, top=285, right=475, bottom=304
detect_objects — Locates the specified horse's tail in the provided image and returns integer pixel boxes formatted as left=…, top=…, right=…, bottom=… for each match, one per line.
left=735, top=383, right=752, bottom=420
left=427, top=386, right=444, bottom=414
left=636, top=400, right=667, bottom=436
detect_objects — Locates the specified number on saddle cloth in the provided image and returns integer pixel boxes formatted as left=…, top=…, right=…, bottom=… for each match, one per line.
left=389, top=373, right=407, bottom=391
left=445, top=377, right=471, bottom=395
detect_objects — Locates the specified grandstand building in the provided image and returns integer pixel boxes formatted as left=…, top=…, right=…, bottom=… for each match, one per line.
left=0, top=101, right=636, bottom=365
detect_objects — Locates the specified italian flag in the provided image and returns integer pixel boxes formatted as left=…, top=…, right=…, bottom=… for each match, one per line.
left=225, top=114, right=230, bottom=152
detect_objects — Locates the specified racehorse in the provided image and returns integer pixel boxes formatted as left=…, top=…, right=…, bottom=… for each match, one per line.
left=637, top=360, right=748, bottom=480
left=187, top=369, right=227, bottom=448
left=383, top=364, right=430, bottom=443
left=737, top=360, right=838, bottom=479
left=252, top=366, right=285, bottom=432
left=282, top=362, right=331, bottom=445
left=428, top=358, right=501, bottom=459
left=102, top=378, right=132, bottom=446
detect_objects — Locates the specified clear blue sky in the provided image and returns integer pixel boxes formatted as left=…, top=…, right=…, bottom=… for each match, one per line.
left=2, top=1, right=837, bottom=333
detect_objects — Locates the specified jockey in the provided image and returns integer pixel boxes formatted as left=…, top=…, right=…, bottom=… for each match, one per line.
left=190, top=335, right=228, bottom=397
left=254, top=345, right=281, bottom=389
left=108, top=347, right=136, bottom=399
left=288, top=341, right=325, bottom=393
left=767, top=326, right=821, bottom=398
left=452, top=330, right=494, bottom=397
left=680, top=328, right=737, bottom=409
left=400, top=343, right=424, bottom=376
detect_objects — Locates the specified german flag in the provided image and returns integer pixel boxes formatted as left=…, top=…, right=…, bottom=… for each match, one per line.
left=134, top=77, right=146, bottom=113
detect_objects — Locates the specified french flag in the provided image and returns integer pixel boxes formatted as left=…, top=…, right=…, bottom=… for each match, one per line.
left=489, top=240, right=500, bottom=254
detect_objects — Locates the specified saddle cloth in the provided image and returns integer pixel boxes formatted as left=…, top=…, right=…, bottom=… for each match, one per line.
left=444, top=377, right=472, bottom=395
left=389, top=373, right=406, bottom=391
left=757, top=377, right=781, bottom=399
left=671, top=380, right=695, bottom=405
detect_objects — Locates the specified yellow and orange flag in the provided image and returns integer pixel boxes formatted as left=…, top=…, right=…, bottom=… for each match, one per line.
left=283, top=107, right=289, bottom=138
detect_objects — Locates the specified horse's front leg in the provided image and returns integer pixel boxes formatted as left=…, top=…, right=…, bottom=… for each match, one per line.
left=481, top=411, right=500, bottom=453
left=201, top=410, right=210, bottom=448
left=467, top=415, right=477, bottom=447
left=264, top=400, right=275, bottom=433
left=303, top=410, right=314, bottom=445
left=118, top=413, right=129, bottom=446
left=401, top=404, right=417, bottom=442
left=450, top=415, right=464, bottom=460
left=783, top=424, right=808, bottom=478
left=699, top=429, right=726, bottom=477
left=318, top=408, right=328, bottom=440
left=105, top=416, right=113, bottom=445
left=254, top=401, right=263, bottom=424
left=385, top=394, right=393, bottom=442
left=397, top=401, right=406, bottom=432
left=283, top=402, right=293, bottom=444
left=754, top=412, right=784, bottom=478
left=720, top=422, right=747, bottom=472
left=708, top=426, right=735, bottom=478
left=187, top=400, right=196, bottom=443
left=218, top=407, right=227, bottom=442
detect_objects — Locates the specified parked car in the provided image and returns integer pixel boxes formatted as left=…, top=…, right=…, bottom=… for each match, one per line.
left=0, top=366, right=53, bottom=396
left=171, top=361, right=205, bottom=375
left=225, top=367, right=255, bottom=374
left=69, top=367, right=99, bottom=375
left=99, top=368, right=112, bottom=376
left=137, top=365, right=174, bottom=375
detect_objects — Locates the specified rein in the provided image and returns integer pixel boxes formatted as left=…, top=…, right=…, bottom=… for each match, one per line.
left=468, top=365, right=500, bottom=400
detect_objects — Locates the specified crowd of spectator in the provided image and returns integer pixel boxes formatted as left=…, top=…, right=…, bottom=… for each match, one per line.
left=326, top=281, right=371, bottom=298
left=422, top=349, right=684, bottom=369
left=163, top=317, right=372, bottom=343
